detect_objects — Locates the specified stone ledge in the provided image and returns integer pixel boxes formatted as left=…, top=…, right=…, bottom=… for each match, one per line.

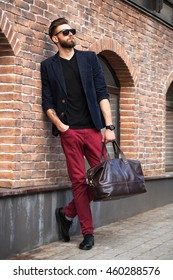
left=0, top=173, right=173, bottom=198
left=0, top=183, right=71, bottom=198
left=144, top=172, right=173, bottom=181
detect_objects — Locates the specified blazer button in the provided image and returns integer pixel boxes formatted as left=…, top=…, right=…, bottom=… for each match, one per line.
left=61, top=99, right=66, bottom=103
left=61, top=112, right=64, bottom=116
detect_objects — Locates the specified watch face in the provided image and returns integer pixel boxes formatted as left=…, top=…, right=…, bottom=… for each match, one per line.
left=110, top=125, right=115, bottom=130
left=106, top=125, right=115, bottom=130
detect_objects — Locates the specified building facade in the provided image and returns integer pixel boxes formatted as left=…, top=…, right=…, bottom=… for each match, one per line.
left=0, top=0, right=173, bottom=188
left=0, top=0, right=173, bottom=258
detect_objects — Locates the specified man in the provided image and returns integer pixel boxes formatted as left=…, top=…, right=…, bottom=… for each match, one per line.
left=41, top=18, right=115, bottom=250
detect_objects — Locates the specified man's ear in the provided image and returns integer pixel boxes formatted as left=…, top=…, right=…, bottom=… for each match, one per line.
left=52, top=35, right=58, bottom=44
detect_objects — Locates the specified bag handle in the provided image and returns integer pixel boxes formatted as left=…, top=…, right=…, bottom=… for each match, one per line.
left=112, top=141, right=127, bottom=163
left=101, top=141, right=128, bottom=164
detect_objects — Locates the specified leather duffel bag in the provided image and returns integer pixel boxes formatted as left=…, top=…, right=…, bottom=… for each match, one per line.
left=87, top=141, right=146, bottom=201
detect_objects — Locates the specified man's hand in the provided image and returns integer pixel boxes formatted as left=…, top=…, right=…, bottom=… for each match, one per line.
left=58, top=123, right=69, bottom=133
left=102, top=129, right=116, bottom=143
left=46, top=109, right=69, bottom=133
left=99, top=99, right=116, bottom=143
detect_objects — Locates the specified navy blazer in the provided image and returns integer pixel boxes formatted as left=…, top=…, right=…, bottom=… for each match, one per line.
left=41, top=49, right=110, bottom=136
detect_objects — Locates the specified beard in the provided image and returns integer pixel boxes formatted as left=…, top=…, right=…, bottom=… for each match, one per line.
left=58, top=38, right=76, bottom=49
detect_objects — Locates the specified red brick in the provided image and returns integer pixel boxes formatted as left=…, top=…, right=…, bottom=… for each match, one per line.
left=0, top=0, right=172, bottom=188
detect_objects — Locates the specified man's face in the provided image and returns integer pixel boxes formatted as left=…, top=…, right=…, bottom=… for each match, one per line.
left=53, top=24, right=76, bottom=48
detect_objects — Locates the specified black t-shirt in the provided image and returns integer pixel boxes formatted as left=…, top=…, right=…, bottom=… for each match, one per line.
left=60, top=54, right=94, bottom=129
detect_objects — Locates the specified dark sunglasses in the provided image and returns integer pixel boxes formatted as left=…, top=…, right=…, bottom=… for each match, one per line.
left=54, top=28, right=76, bottom=37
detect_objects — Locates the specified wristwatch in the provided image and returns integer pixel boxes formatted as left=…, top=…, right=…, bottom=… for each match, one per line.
left=105, top=125, right=115, bottom=131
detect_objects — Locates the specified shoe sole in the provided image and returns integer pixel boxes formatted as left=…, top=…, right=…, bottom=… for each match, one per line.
left=79, top=240, right=94, bottom=250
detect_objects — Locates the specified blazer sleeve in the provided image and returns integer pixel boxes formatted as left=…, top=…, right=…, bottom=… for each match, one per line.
left=41, top=61, right=56, bottom=114
left=90, top=52, right=110, bottom=103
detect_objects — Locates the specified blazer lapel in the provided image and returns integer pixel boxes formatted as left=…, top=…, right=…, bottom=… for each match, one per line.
left=51, top=51, right=88, bottom=95
left=75, top=50, right=88, bottom=94
left=52, top=53, right=67, bottom=94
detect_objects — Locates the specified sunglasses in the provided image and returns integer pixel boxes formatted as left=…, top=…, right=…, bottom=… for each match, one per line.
left=54, top=28, right=76, bottom=37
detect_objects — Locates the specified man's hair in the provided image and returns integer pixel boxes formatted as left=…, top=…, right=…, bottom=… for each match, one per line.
left=49, top=18, right=68, bottom=39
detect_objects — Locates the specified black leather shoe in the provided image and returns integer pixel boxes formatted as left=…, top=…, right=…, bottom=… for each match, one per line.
left=55, top=207, right=72, bottom=242
left=79, top=234, right=94, bottom=250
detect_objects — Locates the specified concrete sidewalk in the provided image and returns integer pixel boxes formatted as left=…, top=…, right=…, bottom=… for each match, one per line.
left=9, top=203, right=173, bottom=260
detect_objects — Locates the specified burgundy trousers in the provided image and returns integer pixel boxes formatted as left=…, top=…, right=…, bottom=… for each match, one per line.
left=60, top=128, right=106, bottom=235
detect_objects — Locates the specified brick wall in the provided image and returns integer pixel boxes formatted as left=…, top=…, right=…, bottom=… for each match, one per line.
left=0, top=0, right=173, bottom=188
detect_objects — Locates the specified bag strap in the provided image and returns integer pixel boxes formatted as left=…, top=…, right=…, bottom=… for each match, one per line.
left=101, top=141, right=128, bottom=163
left=112, top=141, right=127, bottom=163
left=100, top=143, right=107, bottom=162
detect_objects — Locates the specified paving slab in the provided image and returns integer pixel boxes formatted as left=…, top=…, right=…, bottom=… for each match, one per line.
left=9, top=203, right=173, bottom=260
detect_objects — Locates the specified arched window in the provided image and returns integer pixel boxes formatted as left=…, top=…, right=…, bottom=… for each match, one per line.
left=85, top=56, right=120, bottom=167
left=98, top=56, right=120, bottom=142
left=98, top=56, right=120, bottom=158
left=166, top=82, right=173, bottom=172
